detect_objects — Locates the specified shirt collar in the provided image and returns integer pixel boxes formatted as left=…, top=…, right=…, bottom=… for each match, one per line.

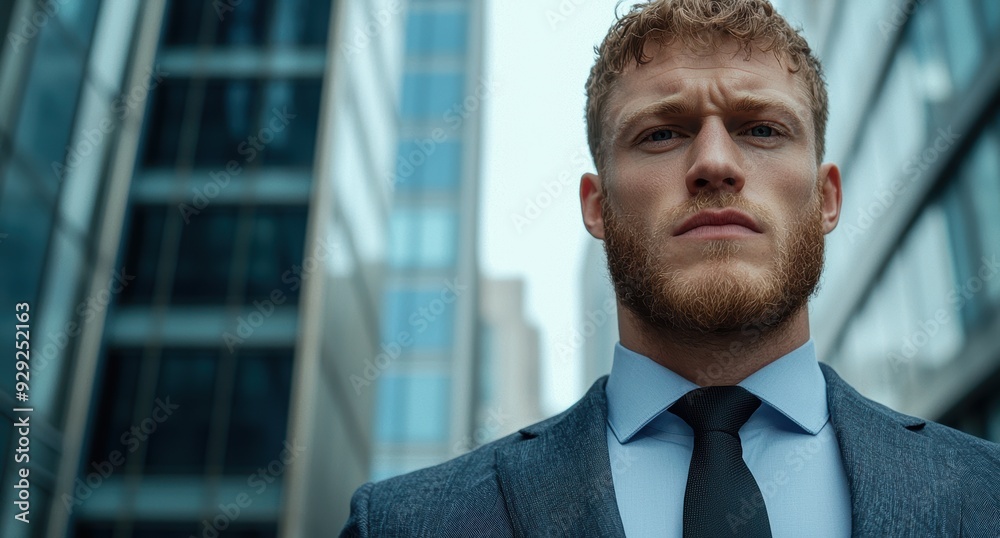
left=605, top=339, right=828, bottom=444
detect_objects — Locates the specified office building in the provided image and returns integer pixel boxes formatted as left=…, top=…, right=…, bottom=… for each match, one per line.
left=370, top=0, right=487, bottom=481
left=475, top=278, right=544, bottom=446
left=804, top=0, right=1000, bottom=441
left=0, top=0, right=405, bottom=535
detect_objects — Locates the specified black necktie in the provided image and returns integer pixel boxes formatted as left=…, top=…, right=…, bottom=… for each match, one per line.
left=670, top=386, right=772, bottom=537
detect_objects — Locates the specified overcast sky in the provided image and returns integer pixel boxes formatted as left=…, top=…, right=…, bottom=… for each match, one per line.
left=480, top=0, right=621, bottom=414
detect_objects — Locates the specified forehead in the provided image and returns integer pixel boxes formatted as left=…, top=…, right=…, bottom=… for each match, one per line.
left=608, top=39, right=811, bottom=132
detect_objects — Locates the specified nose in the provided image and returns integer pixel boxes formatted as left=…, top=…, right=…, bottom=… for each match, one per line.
left=685, top=119, right=745, bottom=195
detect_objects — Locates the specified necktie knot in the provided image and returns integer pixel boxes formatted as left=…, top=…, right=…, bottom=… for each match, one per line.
left=670, top=386, right=761, bottom=436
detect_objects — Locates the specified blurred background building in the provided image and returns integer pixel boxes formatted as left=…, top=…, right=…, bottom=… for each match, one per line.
left=369, top=0, right=485, bottom=481
left=778, top=0, right=1000, bottom=442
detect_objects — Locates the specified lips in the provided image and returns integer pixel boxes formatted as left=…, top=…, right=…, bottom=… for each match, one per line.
left=673, top=208, right=762, bottom=236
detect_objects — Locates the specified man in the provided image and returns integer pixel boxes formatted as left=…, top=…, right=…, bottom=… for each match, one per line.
left=341, top=0, right=1000, bottom=536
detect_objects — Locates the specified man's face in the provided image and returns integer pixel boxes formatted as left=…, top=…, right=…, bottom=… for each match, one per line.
left=581, top=38, right=842, bottom=337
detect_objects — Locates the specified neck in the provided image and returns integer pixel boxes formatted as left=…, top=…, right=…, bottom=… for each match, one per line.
left=616, top=303, right=812, bottom=386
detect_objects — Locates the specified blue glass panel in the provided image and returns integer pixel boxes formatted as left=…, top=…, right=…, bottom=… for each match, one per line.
left=388, top=207, right=458, bottom=268
left=405, top=9, right=468, bottom=54
left=164, top=0, right=330, bottom=46
left=394, top=140, right=461, bottom=191
left=935, top=0, right=982, bottom=90
left=381, top=288, right=457, bottom=350
left=400, top=72, right=465, bottom=120
left=143, top=78, right=322, bottom=167
left=143, top=349, right=218, bottom=473
left=0, top=164, right=54, bottom=309
left=224, top=349, right=294, bottom=472
left=375, top=373, right=451, bottom=442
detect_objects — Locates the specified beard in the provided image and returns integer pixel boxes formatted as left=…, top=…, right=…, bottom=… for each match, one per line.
left=601, top=189, right=825, bottom=340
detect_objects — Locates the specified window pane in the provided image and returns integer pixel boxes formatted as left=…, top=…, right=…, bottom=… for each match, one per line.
left=406, top=9, right=468, bottom=54
left=224, top=349, right=294, bottom=473
left=163, top=0, right=330, bottom=46
left=388, top=208, right=458, bottom=268
left=935, top=0, right=982, bottom=90
left=381, top=288, right=457, bottom=350
left=143, top=350, right=218, bottom=473
left=13, top=18, right=88, bottom=181
left=394, top=140, right=461, bottom=191
left=143, top=78, right=322, bottom=167
left=375, top=372, right=451, bottom=443
left=401, top=72, right=465, bottom=120
left=0, top=165, right=55, bottom=308
left=120, top=205, right=307, bottom=305
left=958, top=128, right=1000, bottom=304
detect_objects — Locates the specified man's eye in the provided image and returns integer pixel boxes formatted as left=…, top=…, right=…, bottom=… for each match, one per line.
left=748, top=125, right=775, bottom=137
left=648, top=129, right=675, bottom=142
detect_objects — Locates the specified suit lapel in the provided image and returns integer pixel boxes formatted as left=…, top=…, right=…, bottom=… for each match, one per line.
left=821, top=364, right=961, bottom=537
left=495, top=377, right=626, bottom=537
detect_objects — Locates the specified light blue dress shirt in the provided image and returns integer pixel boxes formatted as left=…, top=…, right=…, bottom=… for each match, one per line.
left=606, top=339, right=852, bottom=537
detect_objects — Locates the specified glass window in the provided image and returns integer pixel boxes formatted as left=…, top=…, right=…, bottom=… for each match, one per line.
left=142, top=78, right=322, bottom=167
left=394, top=140, right=462, bottom=191
left=381, top=288, right=457, bottom=350
left=143, top=350, right=218, bottom=473
left=400, top=72, right=465, bottom=120
left=375, top=372, right=451, bottom=443
left=405, top=9, right=469, bottom=54
left=163, top=0, right=330, bottom=46
left=984, top=0, right=1000, bottom=39
left=13, top=15, right=88, bottom=182
left=86, top=348, right=217, bottom=475
left=934, top=0, right=982, bottom=91
left=224, top=349, right=294, bottom=472
left=906, top=4, right=954, bottom=109
left=388, top=207, right=458, bottom=268
left=120, top=205, right=307, bottom=305
left=958, top=127, right=1000, bottom=304
left=0, top=164, right=55, bottom=309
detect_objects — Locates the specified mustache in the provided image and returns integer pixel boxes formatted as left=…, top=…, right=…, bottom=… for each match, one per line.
left=604, top=192, right=776, bottom=237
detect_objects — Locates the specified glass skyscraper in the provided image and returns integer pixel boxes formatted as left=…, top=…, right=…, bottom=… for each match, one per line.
left=793, top=0, right=1000, bottom=440
left=1, top=0, right=405, bottom=535
left=370, top=0, right=487, bottom=480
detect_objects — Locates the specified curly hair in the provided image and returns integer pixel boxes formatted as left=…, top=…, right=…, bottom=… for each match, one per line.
left=585, top=0, right=828, bottom=172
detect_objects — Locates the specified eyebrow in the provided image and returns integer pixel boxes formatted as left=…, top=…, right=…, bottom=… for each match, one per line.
left=613, top=94, right=807, bottom=144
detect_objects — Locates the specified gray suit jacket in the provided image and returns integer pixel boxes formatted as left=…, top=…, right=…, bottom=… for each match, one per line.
left=341, top=364, right=1000, bottom=537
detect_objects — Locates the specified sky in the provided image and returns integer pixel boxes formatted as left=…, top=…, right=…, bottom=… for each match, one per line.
left=480, top=0, right=621, bottom=414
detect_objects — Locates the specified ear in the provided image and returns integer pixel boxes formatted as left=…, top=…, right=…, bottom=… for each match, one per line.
left=580, top=172, right=606, bottom=239
left=818, top=162, right=842, bottom=234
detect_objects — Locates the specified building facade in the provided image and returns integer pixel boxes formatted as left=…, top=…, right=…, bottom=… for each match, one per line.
left=369, top=0, right=487, bottom=481
left=797, top=0, right=1000, bottom=441
left=1, top=0, right=405, bottom=535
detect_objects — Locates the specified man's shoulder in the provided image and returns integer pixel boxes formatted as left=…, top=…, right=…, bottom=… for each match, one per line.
left=342, top=383, right=607, bottom=536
